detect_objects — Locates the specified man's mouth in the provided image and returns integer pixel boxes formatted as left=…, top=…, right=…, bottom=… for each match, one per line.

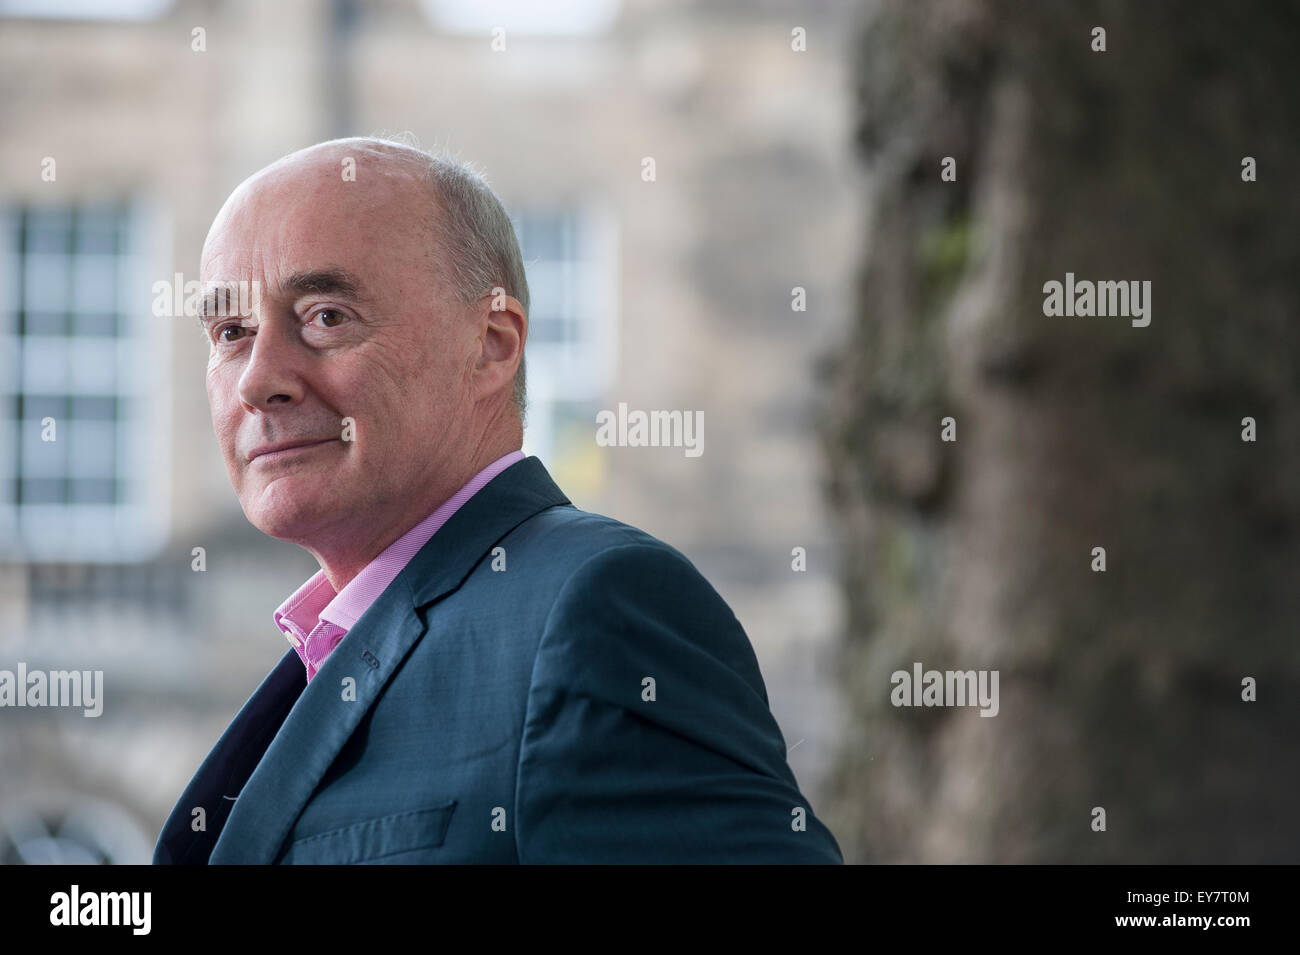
left=248, top=438, right=335, bottom=462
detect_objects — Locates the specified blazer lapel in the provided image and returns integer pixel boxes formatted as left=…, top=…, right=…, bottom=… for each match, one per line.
left=403, top=455, right=571, bottom=610
left=208, top=596, right=426, bottom=864
left=207, top=455, right=570, bottom=864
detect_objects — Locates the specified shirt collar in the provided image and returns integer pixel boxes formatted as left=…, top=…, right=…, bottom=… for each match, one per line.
left=273, top=570, right=335, bottom=648
left=272, top=449, right=527, bottom=646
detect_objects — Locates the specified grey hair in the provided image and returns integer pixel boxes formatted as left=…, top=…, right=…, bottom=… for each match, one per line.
left=310, top=134, right=529, bottom=426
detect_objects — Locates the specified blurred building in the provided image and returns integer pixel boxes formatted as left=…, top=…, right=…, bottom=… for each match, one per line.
left=0, top=0, right=860, bottom=862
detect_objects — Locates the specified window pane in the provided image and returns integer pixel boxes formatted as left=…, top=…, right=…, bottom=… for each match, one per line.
left=23, top=311, right=66, bottom=335
left=71, top=395, right=117, bottom=420
left=70, top=477, right=116, bottom=504
left=24, top=253, right=71, bottom=313
left=21, top=337, right=69, bottom=392
left=24, top=209, right=72, bottom=253
left=68, top=420, right=116, bottom=478
left=20, top=394, right=65, bottom=421
left=0, top=412, right=14, bottom=481
left=75, top=205, right=121, bottom=255
left=20, top=421, right=67, bottom=478
left=73, top=312, right=116, bottom=336
left=72, top=255, right=116, bottom=313
left=20, top=477, right=65, bottom=505
left=0, top=336, right=19, bottom=389
left=70, top=338, right=117, bottom=393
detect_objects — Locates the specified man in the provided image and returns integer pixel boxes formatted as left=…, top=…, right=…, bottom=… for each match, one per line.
left=154, top=136, right=843, bottom=864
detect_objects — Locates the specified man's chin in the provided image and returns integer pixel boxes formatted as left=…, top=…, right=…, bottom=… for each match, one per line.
left=240, top=488, right=334, bottom=543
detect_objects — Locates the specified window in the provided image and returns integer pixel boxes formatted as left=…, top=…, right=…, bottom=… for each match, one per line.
left=0, top=0, right=173, bottom=20
left=422, top=0, right=619, bottom=36
left=512, top=204, right=618, bottom=495
left=0, top=200, right=169, bottom=561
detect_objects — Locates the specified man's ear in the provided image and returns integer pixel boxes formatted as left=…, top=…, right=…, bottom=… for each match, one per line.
left=475, top=293, right=526, bottom=395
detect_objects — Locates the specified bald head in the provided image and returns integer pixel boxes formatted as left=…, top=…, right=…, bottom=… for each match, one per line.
left=207, top=140, right=431, bottom=272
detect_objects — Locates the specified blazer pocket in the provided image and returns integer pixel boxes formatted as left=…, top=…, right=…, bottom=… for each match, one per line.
left=280, top=801, right=458, bottom=865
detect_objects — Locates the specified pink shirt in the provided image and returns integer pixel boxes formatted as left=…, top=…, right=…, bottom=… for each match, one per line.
left=274, top=449, right=526, bottom=682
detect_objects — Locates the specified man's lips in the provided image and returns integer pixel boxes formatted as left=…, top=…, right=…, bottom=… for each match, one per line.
left=247, top=438, right=335, bottom=462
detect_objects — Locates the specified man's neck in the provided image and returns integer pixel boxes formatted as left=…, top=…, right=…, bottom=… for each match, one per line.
left=310, top=438, right=521, bottom=593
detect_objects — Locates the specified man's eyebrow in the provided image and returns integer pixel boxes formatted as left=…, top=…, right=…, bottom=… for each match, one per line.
left=197, top=283, right=245, bottom=325
left=283, top=268, right=368, bottom=301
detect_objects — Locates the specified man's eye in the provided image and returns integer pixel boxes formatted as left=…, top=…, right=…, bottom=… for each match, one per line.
left=216, top=323, right=246, bottom=343
left=310, top=309, right=347, bottom=328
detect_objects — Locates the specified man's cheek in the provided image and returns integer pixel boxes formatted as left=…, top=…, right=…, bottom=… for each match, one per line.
left=212, top=417, right=242, bottom=482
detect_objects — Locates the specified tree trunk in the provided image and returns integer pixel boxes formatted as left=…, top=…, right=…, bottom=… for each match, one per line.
left=819, top=0, right=1300, bottom=863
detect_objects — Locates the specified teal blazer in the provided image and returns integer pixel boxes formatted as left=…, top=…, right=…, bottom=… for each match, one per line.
left=154, top=456, right=843, bottom=864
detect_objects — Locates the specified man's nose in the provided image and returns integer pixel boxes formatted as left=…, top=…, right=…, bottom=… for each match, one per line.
left=237, top=318, right=306, bottom=411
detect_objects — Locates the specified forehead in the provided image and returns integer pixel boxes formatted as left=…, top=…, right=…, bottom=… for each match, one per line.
left=201, top=150, right=435, bottom=284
